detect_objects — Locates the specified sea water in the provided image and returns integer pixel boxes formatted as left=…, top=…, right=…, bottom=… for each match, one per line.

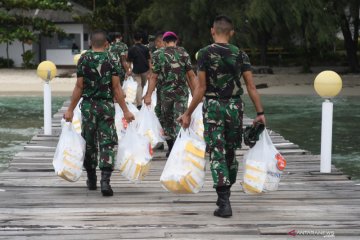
left=243, top=95, right=360, bottom=180
left=0, top=96, right=67, bottom=171
left=0, top=95, right=359, bottom=180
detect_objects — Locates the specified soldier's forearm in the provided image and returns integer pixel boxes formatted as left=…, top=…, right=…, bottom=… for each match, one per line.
left=68, top=85, right=82, bottom=112
left=114, top=87, right=129, bottom=113
left=186, top=70, right=197, bottom=95
left=185, top=72, right=206, bottom=116
left=185, top=83, right=205, bottom=116
left=243, top=71, right=264, bottom=113
left=248, top=89, right=264, bottom=113
left=146, top=74, right=157, bottom=96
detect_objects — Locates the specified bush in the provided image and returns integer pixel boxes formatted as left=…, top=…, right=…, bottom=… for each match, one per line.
left=21, top=50, right=36, bottom=69
left=0, top=57, right=14, bottom=68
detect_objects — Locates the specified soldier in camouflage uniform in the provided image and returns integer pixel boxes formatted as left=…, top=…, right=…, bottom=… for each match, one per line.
left=64, top=30, right=135, bottom=197
left=144, top=31, right=197, bottom=156
left=150, top=32, right=165, bottom=123
left=178, top=16, right=266, bottom=218
left=108, top=33, right=130, bottom=83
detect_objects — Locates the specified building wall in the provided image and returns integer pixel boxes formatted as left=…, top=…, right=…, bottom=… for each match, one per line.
left=0, top=23, right=90, bottom=67
left=44, top=23, right=89, bottom=66
left=0, top=41, right=32, bottom=67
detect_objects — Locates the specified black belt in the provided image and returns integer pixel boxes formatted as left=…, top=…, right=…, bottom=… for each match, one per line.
left=82, top=97, right=112, bottom=101
left=205, top=95, right=241, bottom=100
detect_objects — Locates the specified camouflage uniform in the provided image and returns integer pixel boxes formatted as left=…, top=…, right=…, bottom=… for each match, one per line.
left=151, top=47, right=164, bottom=121
left=108, top=41, right=128, bottom=83
left=77, top=50, right=120, bottom=171
left=197, top=43, right=251, bottom=188
left=152, top=46, right=192, bottom=140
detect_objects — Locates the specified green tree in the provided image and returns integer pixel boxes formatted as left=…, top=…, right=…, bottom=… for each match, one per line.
left=136, top=0, right=248, bottom=57
left=245, top=0, right=283, bottom=65
left=0, top=0, right=70, bottom=68
left=330, top=0, right=359, bottom=72
left=73, top=0, right=151, bottom=44
left=278, top=0, right=338, bottom=72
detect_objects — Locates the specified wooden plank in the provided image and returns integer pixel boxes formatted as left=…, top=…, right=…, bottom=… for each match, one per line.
left=0, top=100, right=359, bottom=239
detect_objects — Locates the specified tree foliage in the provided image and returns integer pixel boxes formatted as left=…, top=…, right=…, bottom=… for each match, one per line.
left=0, top=0, right=70, bottom=68
left=2, top=0, right=359, bottom=71
left=329, top=0, right=360, bottom=72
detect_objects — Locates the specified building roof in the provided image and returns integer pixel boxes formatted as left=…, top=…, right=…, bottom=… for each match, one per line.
left=8, top=1, right=91, bottom=23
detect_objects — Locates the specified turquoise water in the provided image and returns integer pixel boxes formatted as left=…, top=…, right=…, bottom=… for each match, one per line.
left=0, top=95, right=359, bottom=179
left=0, top=96, right=67, bottom=171
left=243, top=95, right=360, bottom=180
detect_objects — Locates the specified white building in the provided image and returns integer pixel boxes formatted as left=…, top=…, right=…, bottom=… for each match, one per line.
left=0, top=2, right=91, bottom=67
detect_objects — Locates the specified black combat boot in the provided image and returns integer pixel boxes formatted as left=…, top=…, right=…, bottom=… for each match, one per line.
left=100, top=170, right=113, bottom=197
left=214, top=186, right=232, bottom=218
left=86, top=168, right=97, bottom=190
left=165, top=139, right=174, bottom=157
left=216, top=186, right=231, bottom=206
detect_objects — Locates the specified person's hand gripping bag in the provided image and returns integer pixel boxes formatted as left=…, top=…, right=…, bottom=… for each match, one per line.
left=242, top=129, right=286, bottom=194
left=142, top=80, right=157, bottom=110
left=114, top=102, right=139, bottom=142
left=53, top=119, right=86, bottom=182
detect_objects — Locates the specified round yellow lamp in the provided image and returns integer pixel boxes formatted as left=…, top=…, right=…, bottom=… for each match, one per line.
left=73, top=54, right=81, bottom=65
left=314, top=70, right=342, bottom=98
left=37, top=61, right=57, bottom=81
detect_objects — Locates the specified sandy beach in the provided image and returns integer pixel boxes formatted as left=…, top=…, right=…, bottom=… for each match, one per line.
left=0, top=67, right=359, bottom=97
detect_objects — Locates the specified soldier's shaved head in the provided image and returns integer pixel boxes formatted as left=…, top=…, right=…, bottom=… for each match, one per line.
left=213, top=15, right=233, bottom=35
left=91, top=30, right=107, bottom=48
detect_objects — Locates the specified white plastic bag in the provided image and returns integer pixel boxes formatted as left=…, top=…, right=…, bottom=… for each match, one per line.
left=136, top=105, right=165, bottom=148
left=160, top=128, right=206, bottom=194
left=72, top=98, right=83, bottom=134
left=187, top=91, right=193, bottom=108
left=242, top=129, right=287, bottom=194
left=189, top=103, right=204, bottom=140
left=122, top=76, right=138, bottom=103
left=53, top=120, right=86, bottom=182
left=142, top=80, right=157, bottom=109
left=116, top=122, right=153, bottom=182
left=114, top=102, right=139, bottom=142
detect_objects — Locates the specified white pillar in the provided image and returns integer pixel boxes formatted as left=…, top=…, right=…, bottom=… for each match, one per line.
left=43, top=79, right=52, bottom=135
left=80, top=28, right=84, bottom=51
left=320, top=99, right=333, bottom=173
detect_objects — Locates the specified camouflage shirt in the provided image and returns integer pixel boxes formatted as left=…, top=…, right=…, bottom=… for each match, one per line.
left=197, top=43, right=251, bottom=97
left=77, top=50, right=119, bottom=99
left=152, top=46, right=192, bottom=98
left=108, top=41, right=128, bottom=78
left=151, top=47, right=165, bottom=88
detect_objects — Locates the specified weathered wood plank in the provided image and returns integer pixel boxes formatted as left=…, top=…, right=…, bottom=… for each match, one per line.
left=0, top=100, right=359, bottom=239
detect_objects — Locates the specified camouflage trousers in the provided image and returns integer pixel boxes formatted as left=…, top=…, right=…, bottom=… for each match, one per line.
left=155, top=89, right=162, bottom=122
left=81, top=99, right=117, bottom=171
left=160, top=95, right=187, bottom=140
left=203, top=97, right=243, bottom=188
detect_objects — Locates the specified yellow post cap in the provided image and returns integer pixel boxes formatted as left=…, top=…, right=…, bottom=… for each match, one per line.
left=314, top=70, right=342, bottom=98
left=73, top=54, right=81, bottom=65
left=37, top=61, right=57, bottom=81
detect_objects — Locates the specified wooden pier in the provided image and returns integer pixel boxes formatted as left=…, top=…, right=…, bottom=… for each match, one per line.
left=0, top=101, right=359, bottom=239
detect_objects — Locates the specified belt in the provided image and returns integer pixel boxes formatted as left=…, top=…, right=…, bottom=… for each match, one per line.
left=82, top=97, right=112, bottom=101
left=205, top=95, right=241, bottom=100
